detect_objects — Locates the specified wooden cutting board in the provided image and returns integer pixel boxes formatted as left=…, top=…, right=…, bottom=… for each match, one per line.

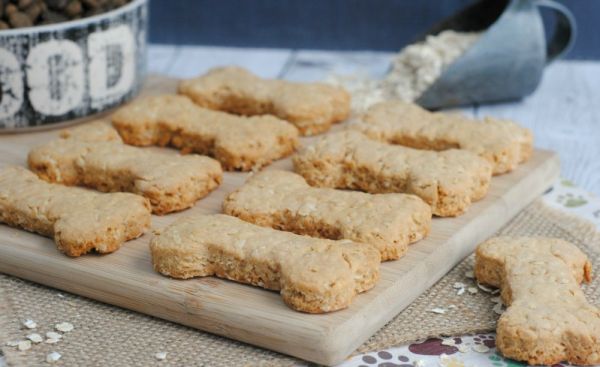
left=0, top=76, right=560, bottom=366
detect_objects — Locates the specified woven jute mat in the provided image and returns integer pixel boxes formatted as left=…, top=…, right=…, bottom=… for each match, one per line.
left=1, top=199, right=599, bottom=366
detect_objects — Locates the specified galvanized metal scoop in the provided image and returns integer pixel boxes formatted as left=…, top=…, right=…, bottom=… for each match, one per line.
left=414, top=0, right=576, bottom=109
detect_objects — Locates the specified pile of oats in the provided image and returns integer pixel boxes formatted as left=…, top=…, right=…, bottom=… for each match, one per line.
left=326, top=30, right=481, bottom=115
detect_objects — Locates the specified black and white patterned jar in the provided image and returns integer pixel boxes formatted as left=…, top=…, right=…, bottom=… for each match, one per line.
left=0, top=0, right=147, bottom=130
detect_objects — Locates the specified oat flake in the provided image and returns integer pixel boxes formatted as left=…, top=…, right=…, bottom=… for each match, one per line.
left=46, top=351, right=62, bottom=364
left=464, top=270, right=475, bottom=279
left=467, top=287, right=478, bottom=294
left=17, top=340, right=31, bottom=351
left=472, top=344, right=490, bottom=353
left=27, top=333, right=43, bottom=343
left=55, top=322, right=74, bottom=332
left=457, top=344, right=470, bottom=353
left=155, top=351, right=168, bottom=361
left=429, top=307, right=446, bottom=314
left=46, top=331, right=63, bottom=340
left=5, top=340, right=20, bottom=347
left=413, top=360, right=426, bottom=367
left=23, top=319, right=37, bottom=329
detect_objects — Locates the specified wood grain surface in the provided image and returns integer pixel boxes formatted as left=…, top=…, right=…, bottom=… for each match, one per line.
left=0, top=75, right=561, bottom=365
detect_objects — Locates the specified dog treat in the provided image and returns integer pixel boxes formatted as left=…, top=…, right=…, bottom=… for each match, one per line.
left=475, top=237, right=598, bottom=365
left=59, top=120, right=123, bottom=142
left=353, top=101, right=533, bottom=175
left=150, top=214, right=380, bottom=313
left=112, top=95, right=299, bottom=171
left=293, top=131, right=492, bottom=217
left=28, top=138, right=222, bottom=215
left=178, top=66, right=351, bottom=135
left=223, top=170, right=431, bottom=261
left=0, top=166, right=151, bottom=257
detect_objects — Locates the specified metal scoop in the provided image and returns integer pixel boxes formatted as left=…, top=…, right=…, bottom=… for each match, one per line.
left=414, top=0, right=576, bottom=109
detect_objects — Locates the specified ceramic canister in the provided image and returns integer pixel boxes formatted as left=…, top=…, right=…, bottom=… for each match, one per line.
left=0, top=0, right=148, bottom=130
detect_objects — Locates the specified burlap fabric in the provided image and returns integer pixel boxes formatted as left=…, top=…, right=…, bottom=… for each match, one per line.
left=1, top=199, right=599, bottom=366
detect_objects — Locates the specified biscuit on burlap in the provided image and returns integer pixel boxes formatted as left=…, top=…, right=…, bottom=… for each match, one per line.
left=293, top=131, right=492, bottom=217
left=0, top=166, right=151, bottom=257
left=353, top=101, right=533, bottom=175
left=112, top=95, right=299, bottom=171
left=223, top=170, right=431, bottom=261
left=178, top=66, right=350, bottom=136
left=150, top=214, right=380, bottom=313
left=475, top=236, right=599, bottom=365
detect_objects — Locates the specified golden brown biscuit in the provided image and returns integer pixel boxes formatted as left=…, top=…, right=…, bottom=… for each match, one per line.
left=178, top=66, right=350, bottom=135
left=111, top=95, right=299, bottom=171
left=353, top=101, right=533, bottom=175
left=475, top=237, right=598, bottom=365
left=0, top=166, right=151, bottom=257
left=59, top=120, right=123, bottom=142
left=293, top=131, right=492, bottom=217
left=150, top=214, right=380, bottom=313
left=28, top=138, right=222, bottom=215
left=223, top=170, right=431, bottom=260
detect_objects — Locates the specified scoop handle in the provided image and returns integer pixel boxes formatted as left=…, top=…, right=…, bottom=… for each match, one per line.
left=536, top=0, right=577, bottom=62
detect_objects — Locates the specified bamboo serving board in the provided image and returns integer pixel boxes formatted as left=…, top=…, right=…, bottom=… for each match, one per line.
left=0, top=76, right=560, bottom=365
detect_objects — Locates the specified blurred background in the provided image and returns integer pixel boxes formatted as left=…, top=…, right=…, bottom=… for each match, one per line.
left=149, top=0, right=598, bottom=59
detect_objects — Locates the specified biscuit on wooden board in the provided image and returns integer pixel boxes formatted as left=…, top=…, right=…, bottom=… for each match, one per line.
left=293, top=131, right=492, bottom=217
left=475, top=237, right=599, bottom=365
left=150, top=214, right=380, bottom=313
left=178, top=66, right=351, bottom=136
left=353, top=101, right=533, bottom=175
left=112, top=95, right=299, bottom=171
left=223, top=170, right=431, bottom=261
left=28, top=126, right=222, bottom=215
left=0, top=166, right=151, bottom=257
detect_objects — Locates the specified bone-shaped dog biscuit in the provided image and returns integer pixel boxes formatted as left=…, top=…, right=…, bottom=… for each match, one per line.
left=0, top=166, right=151, bottom=257
left=293, top=131, right=492, bottom=217
left=59, top=119, right=123, bottom=142
left=112, top=95, right=299, bottom=171
left=353, top=101, right=533, bottom=175
left=223, top=170, right=431, bottom=261
left=150, top=214, right=380, bottom=313
left=475, top=237, right=598, bottom=365
left=28, top=137, right=222, bottom=215
left=178, top=66, right=351, bottom=135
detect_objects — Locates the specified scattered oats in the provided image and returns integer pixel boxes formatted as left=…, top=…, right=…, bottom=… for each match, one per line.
left=45, top=338, right=60, bottom=344
left=5, top=340, right=20, bottom=347
left=429, top=307, right=446, bottom=314
left=46, top=331, right=63, bottom=340
left=57, top=293, right=65, bottom=298
left=17, top=340, right=31, bottom=351
left=491, top=288, right=500, bottom=295
left=441, top=338, right=456, bottom=346
left=464, top=270, right=474, bottom=279
left=456, top=287, right=465, bottom=296
left=472, top=344, right=490, bottom=353
left=452, top=282, right=465, bottom=289
left=457, top=344, right=470, bottom=353
left=493, top=302, right=505, bottom=315
left=476, top=282, right=495, bottom=293
left=467, top=287, right=478, bottom=294
left=55, top=322, right=74, bottom=332
left=413, top=360, right=426, bottom=367
left=27, top=333, right=43, bottom=343
left=448, top=304, right=457, bottom=309
left=155, top=351, right=168, bottom=361
left=22, top=319, right=37, bottom=329
left=46, top=351, right=62, bottom=364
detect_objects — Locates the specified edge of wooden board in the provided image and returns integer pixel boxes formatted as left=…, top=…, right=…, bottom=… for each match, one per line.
left=0, top=150, right=560, bottom=365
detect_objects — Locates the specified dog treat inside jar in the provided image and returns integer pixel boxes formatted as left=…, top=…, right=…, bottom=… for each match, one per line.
left=0, top=0, right=133, bottom=29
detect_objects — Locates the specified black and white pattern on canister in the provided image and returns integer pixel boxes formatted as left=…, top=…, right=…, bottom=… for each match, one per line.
left=0, top=0, right=147, bottom=129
